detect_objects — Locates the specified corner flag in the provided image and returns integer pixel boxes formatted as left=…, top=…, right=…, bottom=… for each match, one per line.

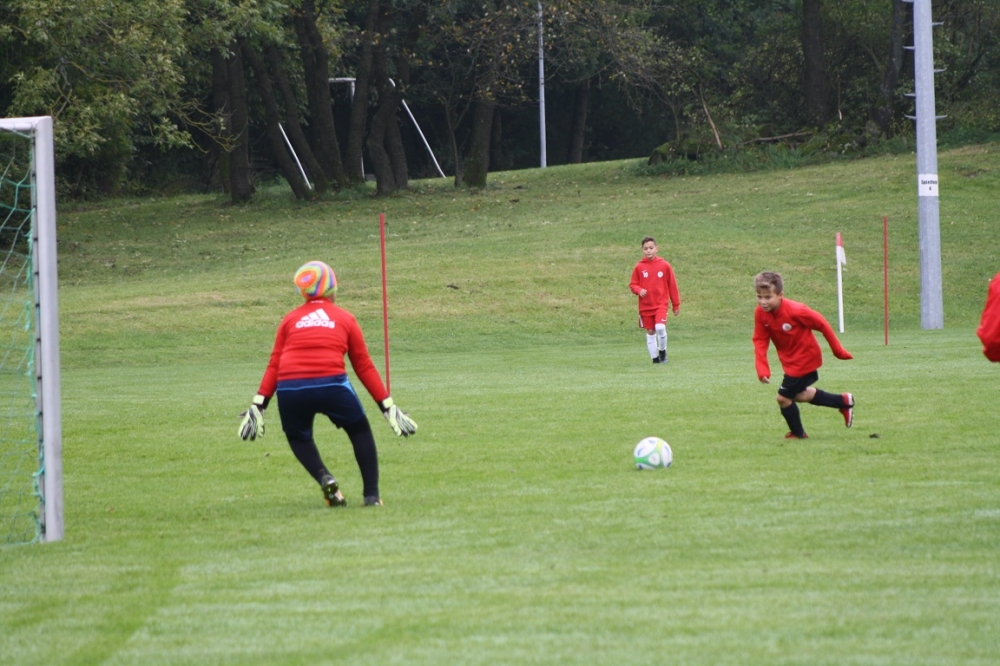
left=836, top=233, right=846, bottom=332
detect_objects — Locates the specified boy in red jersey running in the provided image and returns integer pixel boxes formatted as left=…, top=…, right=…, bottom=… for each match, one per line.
left=629, top=237, right=680, bottom=363
left=753, top=271, right=855, bottom=439
left=977, top=270, right=1000, bottom=362
left=238, top=261, right=416, bottom=507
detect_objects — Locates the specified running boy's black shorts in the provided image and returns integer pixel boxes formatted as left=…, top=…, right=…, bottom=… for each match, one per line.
left=777, top=371, right=819, bottom=399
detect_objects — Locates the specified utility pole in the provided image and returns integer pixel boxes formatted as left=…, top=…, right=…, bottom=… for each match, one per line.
left=537, top=1, right=547, bottom=168
left=905, top=0, right=944, bottom=329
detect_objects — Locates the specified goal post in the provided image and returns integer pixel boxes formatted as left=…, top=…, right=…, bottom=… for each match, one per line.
left=0, top=115, right=62, bottom=544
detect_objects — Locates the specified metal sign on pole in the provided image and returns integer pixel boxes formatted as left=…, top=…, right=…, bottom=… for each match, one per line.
left=904, top=0, right=944, bottom=329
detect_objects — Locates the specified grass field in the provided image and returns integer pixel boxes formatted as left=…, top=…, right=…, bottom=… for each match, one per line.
left=2, top=145, right=1000, bottom=665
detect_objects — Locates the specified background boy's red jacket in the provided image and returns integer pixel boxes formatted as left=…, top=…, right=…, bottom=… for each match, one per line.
left=977, top=271, right=1000, bottom=362
left=629, top=257, right=680, bottom=314
left=753, top=298, right=851, bottom=379
left=257, top=297, right=389, bottom=402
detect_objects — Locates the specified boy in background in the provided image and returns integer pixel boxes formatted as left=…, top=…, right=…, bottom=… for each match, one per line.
left=753, top=271, right=855, bottom=439
left=977, top=270, right=1000, bottom=362
left=629, top=236, right=680, bottom=364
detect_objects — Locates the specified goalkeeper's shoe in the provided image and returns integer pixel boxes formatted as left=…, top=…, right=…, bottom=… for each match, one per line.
left=320, top=474, right=346, bottom=507
left=784, top=431, right=809, bottom=439
left=840, top=393, right=855, bottom=428
left=364, top=496, right=383, bottom=507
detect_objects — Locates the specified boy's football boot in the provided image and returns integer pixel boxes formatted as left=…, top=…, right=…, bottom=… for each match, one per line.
left=784, top=432, right=809, bottom=439
left=363, top=496, right=383, bottom=507
left=840, top=393, right=855, bottom=428
left=321, top=474, right=346, bottom=507
left=658, top=350, right=667, bottom=363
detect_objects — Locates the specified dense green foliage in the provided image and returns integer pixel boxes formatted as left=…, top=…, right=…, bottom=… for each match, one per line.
left=1, top=1, right=999, bottom=195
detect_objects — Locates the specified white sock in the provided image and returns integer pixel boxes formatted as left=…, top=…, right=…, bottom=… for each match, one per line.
left=646, top=334, right=658, bottom=358
left=655, top=324, right=667, bottom=352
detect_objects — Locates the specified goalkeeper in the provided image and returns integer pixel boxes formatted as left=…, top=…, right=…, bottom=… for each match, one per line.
left=239, top=260, right=416, bottom=507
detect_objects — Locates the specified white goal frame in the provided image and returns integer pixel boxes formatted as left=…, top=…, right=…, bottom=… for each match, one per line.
left=0, top=116, right=62, bottom=542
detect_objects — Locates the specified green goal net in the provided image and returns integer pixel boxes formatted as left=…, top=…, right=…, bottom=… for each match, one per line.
left=0, top=116, right=62, bottom=545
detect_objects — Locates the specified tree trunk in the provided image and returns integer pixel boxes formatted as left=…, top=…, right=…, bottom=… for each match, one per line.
left=366, top=0, right=414, bottom=194
left=386, top=3, right=423, bottom=188
left=801, top=0, right=828, bottom=126
left=463, top=97, right=494, bottom=188
left=209, top=48, right=230, bottom=194
left=566, top=78, right=590, bottom=164
left=294, top=0, right=347, bottom=188
left=241, top=39, right=312, bottom=200
left=226, top=44, right=254, bottom=203
left=366, top=1, right=405, bottom=196
left=875, top=0, right=906, bottom=135
left=445, top=105, right=462, bottom=187
left=386, top=108, right=408, bottom=189
left=366, top=95, right=396, bottom=196
left=346, top=0, right=380, bottom=184
left=266, top=43, right=328, bottom=194
left=489, top=109, right=503, bottom=172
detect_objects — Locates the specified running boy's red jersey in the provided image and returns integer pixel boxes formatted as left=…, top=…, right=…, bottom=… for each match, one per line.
left=630, top=257, right=680, bottom=314
left=257, top=297, right=389, bottom=402
left=977, top=271, right=1000, bottom=362
left=753, top=298, right=851, bottom=379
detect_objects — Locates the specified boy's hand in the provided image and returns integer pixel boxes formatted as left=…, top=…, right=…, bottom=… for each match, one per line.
left=673, top=307, right=680, bottom=316
left=834, top=349, right=853, bottom=360
left=238, top=395, right=267, bottom=441
left=380, top=397, right=417, bottom=437
left=758, top=375, right=770, bottom=384
left=638, top=289, right=647, bottom=297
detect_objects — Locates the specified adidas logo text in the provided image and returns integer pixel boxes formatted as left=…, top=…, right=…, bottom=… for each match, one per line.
left=296, top=309, right=336, bottom=329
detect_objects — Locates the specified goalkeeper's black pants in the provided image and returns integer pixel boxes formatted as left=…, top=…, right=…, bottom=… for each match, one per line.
left=286, top=420, right=379, bottom=499
left=276, top=377, right=379, bottom=498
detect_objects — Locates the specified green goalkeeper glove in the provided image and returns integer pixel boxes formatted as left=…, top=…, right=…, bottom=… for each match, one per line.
left=379, top=397, right=417, bottom=437
left=238, top=394, right=268, bottom=441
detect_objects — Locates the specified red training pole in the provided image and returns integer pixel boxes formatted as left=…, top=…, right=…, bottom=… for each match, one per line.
left=883, top=216, right=889, bottom=346
left=380, top=212, right=391, bottom=393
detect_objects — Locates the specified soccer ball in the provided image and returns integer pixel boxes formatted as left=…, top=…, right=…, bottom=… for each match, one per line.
left=633, top=437, right=672, bottom=470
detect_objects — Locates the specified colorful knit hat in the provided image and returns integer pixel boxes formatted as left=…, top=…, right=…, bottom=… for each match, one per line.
left=294, top=261, right=337, bottom=299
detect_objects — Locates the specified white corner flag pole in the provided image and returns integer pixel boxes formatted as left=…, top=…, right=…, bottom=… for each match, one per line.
left=836, top=232, right=847, bottom=333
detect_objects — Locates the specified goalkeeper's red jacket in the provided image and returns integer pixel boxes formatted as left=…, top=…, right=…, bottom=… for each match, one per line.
left=257, top=297, right=389, bottom=402
left=629, top=257, right=680, bottom=315
left=977, top=271, right=1000, bottom=362
left=753, top=298, right=851, bottom=380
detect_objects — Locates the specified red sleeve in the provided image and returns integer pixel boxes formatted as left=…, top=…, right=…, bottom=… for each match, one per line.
left=665, top=262, right=680, bottom=310
left=345, top=317, right=390, bottom=403
left=258, top=315, right=291, bottom=398
left=978, top=272, right=1000, bottom=362
left=752, top=307, right=771, bottom=379
left=800, top=304, right=850, bottom=358
left=629, top=263, right=643, bottom=295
